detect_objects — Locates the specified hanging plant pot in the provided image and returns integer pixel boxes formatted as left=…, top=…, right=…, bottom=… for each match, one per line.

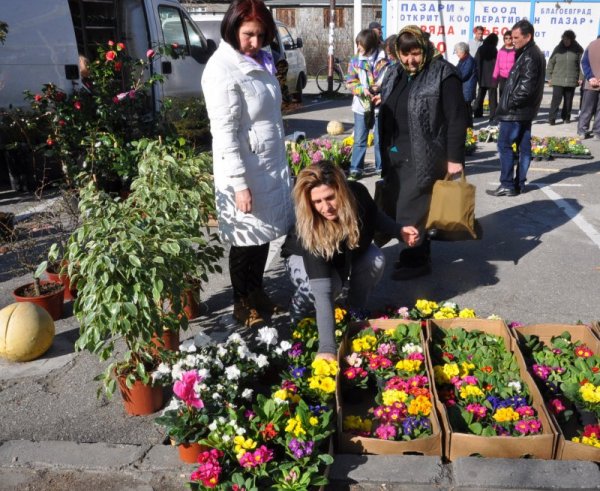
left=117, top=375, right=164, bottom=416
left=151, top=328, right=180, bottom=352
left=12, top=281, right=65, bottom=321
left=177, top=442, right=209, bottom=464
left=46, top=262, right=77, bottom=301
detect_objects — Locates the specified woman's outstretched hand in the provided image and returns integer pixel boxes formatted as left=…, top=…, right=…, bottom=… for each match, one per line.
left=235, top=188, right=252, bottom=213
left=401, top=226, right=420, bottom=247
left=315, top=352, right=337, bottom=362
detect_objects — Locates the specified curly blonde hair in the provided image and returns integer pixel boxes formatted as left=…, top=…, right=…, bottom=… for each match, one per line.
left=293, top=161, right=359, bottom=260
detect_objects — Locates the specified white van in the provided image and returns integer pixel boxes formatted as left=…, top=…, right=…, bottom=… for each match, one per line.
left=273, top=21, right=307, bottom=102
left=0, top=0, right=214, bottom=109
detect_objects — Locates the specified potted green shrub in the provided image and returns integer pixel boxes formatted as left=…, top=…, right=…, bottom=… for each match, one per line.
left=66, top=137, right=222, bottom=414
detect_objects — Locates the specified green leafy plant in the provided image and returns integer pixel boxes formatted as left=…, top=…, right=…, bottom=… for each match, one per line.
left=66, top=137, right=222, bottom=397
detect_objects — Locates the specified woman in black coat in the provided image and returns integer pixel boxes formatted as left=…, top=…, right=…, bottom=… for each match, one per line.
left=473, top=33, right=499, bottom=122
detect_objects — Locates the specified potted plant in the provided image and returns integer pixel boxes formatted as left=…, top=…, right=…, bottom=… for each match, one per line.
left=66, top=137, right=222, bottom=414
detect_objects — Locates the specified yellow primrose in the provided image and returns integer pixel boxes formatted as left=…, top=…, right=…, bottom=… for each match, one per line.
left=309, top=416, right=319, bottom=426
left=572, top=435, right=600, bottom=448
left=311, top=358, right=339, bottom=376
left=415, top=299, right=438, bottom=316
left=285, top=415, right=306, bottom=437
left=234, top=436, right=257, bottom=458
left=493, top=407, right=520, bottom=422
left=273, top=389, right=289, bottom=401
left=319, top=376, right=336, bottom=393
left=433, top=306, right=457, bottom=319
left=580, top=383, right=600, bottom=404
left=382, top=389, right=408, bottom=406
left=408, top=395, right=432, bottom=416
left=395, top=359, right=422, bottom=372
left=459, top=385, right=485, bottom=399
left=459, top=308, right=476, bottom=318
left=352, top=334, right=377, bottom=353
left=335, top=307, right=347, bottom=323
left=343, top=415, right=372, bottom=432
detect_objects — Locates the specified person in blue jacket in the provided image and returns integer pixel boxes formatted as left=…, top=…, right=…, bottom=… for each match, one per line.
left=455, top=42, right=477, bottom=128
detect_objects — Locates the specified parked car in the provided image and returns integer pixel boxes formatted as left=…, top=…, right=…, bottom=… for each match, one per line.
left=191, top=14, right=306, bottom=102
left=273, top=21, right=307, bottom=102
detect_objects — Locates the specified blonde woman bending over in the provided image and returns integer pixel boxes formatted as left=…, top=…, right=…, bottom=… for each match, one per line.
left=281, top=161, right=419, bottom=360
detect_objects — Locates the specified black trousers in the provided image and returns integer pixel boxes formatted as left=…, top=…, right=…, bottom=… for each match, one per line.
left=549, top=86, right=576, bottom=122
left=473, top=86, right=498, bottom=120
left=229, top=243, right=269, bottom=301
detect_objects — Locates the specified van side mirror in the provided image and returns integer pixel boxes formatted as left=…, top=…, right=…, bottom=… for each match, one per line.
left=296, top=38, right=303, bottom=49
left=283, top=41, right=293, bottom=51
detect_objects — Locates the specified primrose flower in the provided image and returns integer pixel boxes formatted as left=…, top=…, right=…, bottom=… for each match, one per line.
left=285, top=415, right=306, bottom=437
left=575, top=345, right=594, bottom=358
left=382, top=389, right=408, bottom=406
left=233, top=435, right=257, bottom=458
left=311, top=358, right=338, bottom=376
left=459, top=384, right=485, bottom=399
left=395, top=359, right=422, bottom=372
left=466, top=403, right=487, bottom=420
left=459, top=308, right=476, bottom=318
left=493, top=407, right=520, bottom=423
left=580, top=383, right=600, bottom=403
left=532, top=364, right=552, bottom=381
left=550, top=398, right=566, bottom=414
left=414, top=299, right=438, bottom=316
left=239, top=445, right=273, bottom=468
left=375, top=423, right=397, bottom=440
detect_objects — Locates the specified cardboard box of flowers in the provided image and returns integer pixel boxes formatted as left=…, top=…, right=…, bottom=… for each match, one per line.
left=512, top=324, right=600, bottom=462
left=427, top=318, right=557, bottom=461
left=336, top=318, right=443, bottom=455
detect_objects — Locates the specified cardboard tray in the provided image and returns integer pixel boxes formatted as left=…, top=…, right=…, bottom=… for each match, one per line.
left=512, top=323, right=600, bottom=462
left=336, top=319, right=443, bottom=455
left=427, top=318, right=558, bottom=461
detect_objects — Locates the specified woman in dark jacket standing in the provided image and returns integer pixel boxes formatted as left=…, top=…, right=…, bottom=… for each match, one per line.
left=378, top=25, right=466, bottom=280
left=455, top=41, right=477, bottom=128
left=547, top=30, right=583, bottom=125
left=473, top=33, right=499, bottom=122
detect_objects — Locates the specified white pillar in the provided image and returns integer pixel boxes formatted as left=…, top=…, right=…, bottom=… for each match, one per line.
left=354, top=0, right=362, bottom=50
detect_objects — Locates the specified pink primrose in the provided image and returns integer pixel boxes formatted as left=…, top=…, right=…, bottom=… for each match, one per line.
left=374, top=423, right=397, bottom=440
left=516, top=406, right=535, bottom=418
left=550, top=398, right=566, bottom=414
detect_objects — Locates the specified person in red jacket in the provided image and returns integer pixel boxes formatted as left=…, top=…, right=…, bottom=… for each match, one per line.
left=492, top=31, right=516, bottom=98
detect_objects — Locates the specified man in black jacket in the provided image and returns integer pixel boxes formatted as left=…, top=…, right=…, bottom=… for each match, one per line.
left=489, top=20, right=546, bottom=197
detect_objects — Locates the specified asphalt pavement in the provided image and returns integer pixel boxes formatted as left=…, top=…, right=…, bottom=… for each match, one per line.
left=1, top=82, right=599, bottom=490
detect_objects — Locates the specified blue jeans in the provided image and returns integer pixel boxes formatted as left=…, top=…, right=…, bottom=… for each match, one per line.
left=350, top=112, right=381, bottom=173
left=350, top=111, right=368, bottom=174
left=497, top=120, right=532, bottom=190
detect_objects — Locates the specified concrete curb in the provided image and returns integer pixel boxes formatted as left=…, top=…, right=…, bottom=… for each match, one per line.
left=1, top=441, right=599, bottom=490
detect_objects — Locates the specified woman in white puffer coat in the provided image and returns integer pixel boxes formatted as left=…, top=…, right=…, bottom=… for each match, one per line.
left=201, top=0, right=294, bottom=327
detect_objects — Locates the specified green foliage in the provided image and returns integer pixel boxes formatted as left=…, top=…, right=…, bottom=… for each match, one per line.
left=67, top=138, right=222, bottom=397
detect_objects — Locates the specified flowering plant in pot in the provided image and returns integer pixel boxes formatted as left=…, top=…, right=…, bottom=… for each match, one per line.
left=66, top=138, right=222, bottom=411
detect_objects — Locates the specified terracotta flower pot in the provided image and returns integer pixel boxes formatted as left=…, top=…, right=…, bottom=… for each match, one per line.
left=151, top=328, right=180, bottom=352
left=178, top=442, right=209, bottom=464
left=183, top=289, right=201, bottom=320
left=12, top=280, right=65, bottom=321
left=46, top=263, right=77, bottom=301
left=117, top=376, right=164, bottom=416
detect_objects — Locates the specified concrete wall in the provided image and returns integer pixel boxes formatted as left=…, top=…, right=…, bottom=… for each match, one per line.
left=273, top=7, right=381, bottom=75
